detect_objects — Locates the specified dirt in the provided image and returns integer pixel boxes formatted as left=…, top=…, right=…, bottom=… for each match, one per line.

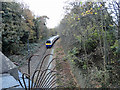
left=54, top=39, right=79, bottom=88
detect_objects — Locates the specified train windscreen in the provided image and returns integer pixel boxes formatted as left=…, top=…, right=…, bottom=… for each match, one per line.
left=46, top=40, right=51, bottom=43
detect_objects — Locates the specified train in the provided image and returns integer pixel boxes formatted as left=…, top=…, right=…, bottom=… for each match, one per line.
left=45, top=35, right=60, bottom=48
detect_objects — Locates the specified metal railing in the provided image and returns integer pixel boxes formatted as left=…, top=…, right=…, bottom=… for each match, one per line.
left=18, top=53, right=70, bottom=90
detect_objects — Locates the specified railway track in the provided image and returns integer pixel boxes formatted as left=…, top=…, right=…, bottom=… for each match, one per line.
left=18, top=36, right=73, bottom=89
left=19, top=40, right=59, bottom=89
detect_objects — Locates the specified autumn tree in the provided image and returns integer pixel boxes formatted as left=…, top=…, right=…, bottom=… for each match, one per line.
left=108, top=1, right=120, bottom=58
left=2, top=2, right=49, bottom=54
left=34, top=16, right=49, bottom=41
left=56, top=1, right=119, bottom=88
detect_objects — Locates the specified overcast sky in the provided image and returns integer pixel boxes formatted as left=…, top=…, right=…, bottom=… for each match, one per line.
left=17, top=0, right=68, bottom=28
left=16, top=0, right=109, bottom=28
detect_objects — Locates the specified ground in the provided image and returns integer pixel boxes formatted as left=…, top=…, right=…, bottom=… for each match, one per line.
left=54, top=39, right=79, bottom=88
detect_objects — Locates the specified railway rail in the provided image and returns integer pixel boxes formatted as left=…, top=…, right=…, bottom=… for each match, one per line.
left=18, top=35, right=70, bottom=89
left=19, top=47, right=69, bottom=89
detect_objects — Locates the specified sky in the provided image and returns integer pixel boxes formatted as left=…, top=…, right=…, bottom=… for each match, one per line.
left=18, top=0, right=68, bottom=28
left=16, top=0, right=109, bottom=28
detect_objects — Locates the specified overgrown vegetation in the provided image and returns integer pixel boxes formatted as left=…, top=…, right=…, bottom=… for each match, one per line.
left=55, top=40, right=77, bottom=88
left=56, top=1, right=120, bottom=88
left=1, top=2, right=49, bottom=55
